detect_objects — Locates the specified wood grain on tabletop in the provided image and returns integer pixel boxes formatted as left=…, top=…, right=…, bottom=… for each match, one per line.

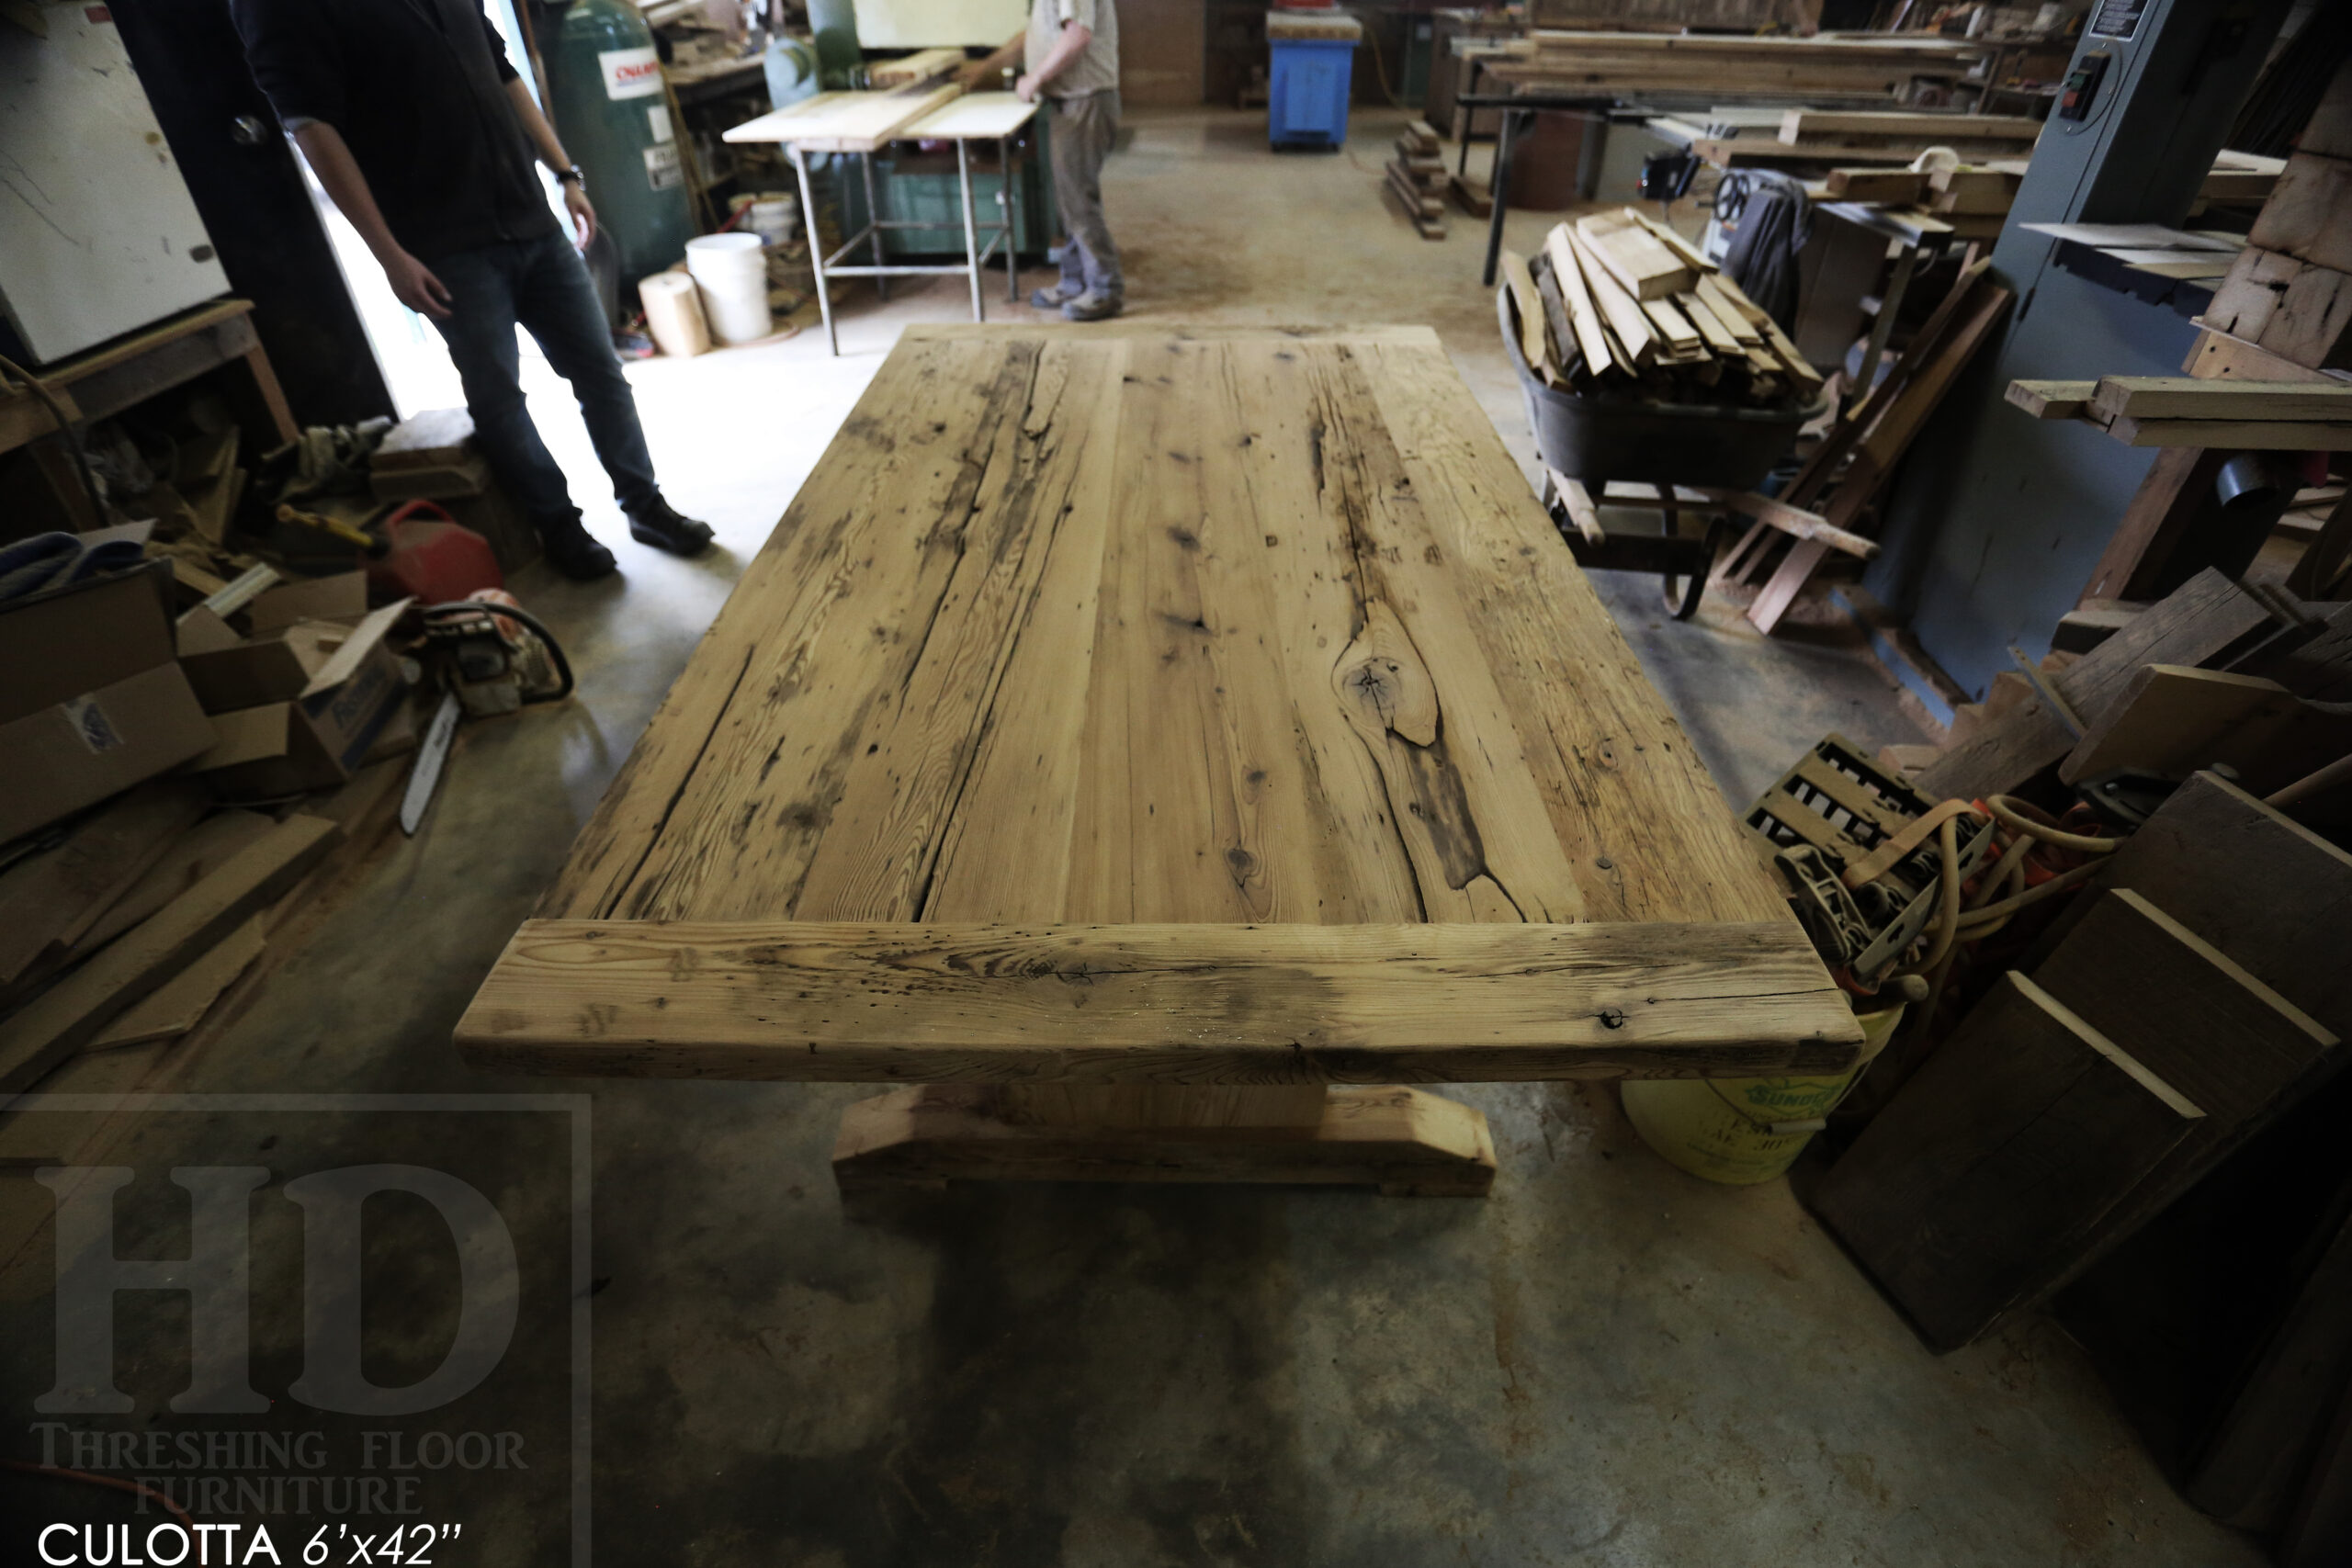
left=539, top=325, right=1790, bottom=936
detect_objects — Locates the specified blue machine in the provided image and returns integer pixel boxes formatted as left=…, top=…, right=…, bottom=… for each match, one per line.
left=1267, top=16, right=1357, bottom=152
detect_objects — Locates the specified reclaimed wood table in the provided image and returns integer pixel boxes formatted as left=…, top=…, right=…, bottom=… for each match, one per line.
left=458, top=323, right=1860, bottom=1194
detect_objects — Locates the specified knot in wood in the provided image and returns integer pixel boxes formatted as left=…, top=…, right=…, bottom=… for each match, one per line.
left=1599, top=1007, right=1627, bottom=1030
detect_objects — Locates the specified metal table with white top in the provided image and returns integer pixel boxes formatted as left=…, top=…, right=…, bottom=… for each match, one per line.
left=725, top=89, right=1041, bottom=355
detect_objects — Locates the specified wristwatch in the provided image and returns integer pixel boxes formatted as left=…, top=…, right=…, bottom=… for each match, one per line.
left=555, top=165, right=586, bottom=187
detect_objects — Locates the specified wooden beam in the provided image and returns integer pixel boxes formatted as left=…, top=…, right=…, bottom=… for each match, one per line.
left=1780, top=109, right=2042, bottom=143
left=2007, top=378, right=2099, bottom=419
left=458, top=919, right=1864, bottom=1084
left=2102, top=413, right=2352, bottom=449
left=833, top=1083, right=1500, bottom=1195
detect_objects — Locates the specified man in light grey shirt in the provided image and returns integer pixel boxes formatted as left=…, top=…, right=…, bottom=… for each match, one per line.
left=968, top=0, right=1123, bottom=320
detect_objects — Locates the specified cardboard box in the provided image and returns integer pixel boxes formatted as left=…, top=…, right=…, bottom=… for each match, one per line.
left=189, top=637, right=413, bottom=799
left=245, top=570, right=368, bottom=633
left=0, top=561, right=214, bottom=843
left=178, top=598, right=412, bottom=715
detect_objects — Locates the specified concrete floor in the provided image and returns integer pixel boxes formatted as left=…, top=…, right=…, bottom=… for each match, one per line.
left=0, top=107, right=2267, bottom=1566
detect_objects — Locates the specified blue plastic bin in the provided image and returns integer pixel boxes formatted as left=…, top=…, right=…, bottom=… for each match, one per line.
left=1268, top=38, right=1354, bottom=150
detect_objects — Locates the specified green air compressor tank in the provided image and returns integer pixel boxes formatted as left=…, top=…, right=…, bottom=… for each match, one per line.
left=545, top=0, right=697, bottom=291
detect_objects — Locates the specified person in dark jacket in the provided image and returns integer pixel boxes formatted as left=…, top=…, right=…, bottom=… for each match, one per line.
left=233, top=0, right=711, bottom=580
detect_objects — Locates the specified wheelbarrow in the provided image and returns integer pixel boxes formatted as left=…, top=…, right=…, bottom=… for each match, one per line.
left=1498, top=285, right=1824, bottom=619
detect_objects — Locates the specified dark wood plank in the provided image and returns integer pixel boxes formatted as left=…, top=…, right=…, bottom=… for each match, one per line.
left=2030, top=887, right=2338, bottom=1290
left=2033, top=770, right=2352, bottom=1041
left=1811, top=971, right=2203, bottom=1350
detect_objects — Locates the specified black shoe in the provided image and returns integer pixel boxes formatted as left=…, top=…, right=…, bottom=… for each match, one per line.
left=539, top=519, right=617, bottom=581
left=626, top=499, right=715, bottom=557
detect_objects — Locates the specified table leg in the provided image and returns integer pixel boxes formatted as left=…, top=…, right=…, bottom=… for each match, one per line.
left=1848, top=239, right=1919, bottom=419
left=956, top=139, right=984, bottom=323
left=832, top=1084, right=1498, bottom=1194
left=240, top=344, right=299, bottom=446
left=861, top=151, right=889, bottom=303
left=791, top=147, right=837, bottom=357
left=1003, top=135, right=1019, bottom=303
left=1480, top=107, right=1523, bottom=288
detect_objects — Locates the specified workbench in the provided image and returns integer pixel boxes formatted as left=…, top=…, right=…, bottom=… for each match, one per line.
left=726, top=89, right=1039, bottom=355
left=457, top=323, right=1860, bottom=1194
left=1, top=299, right=299, bottom=529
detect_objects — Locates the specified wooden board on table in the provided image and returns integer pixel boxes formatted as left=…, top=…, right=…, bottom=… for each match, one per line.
left=0, top=816, right=339, bottom=1094
left=901, top=91, right=1038, bottom=140
left=2111, top=251, right=2241, bottom=280
left=723, top=85, right=963, bottom=151
left=867, top=47, right=966, bottom=87
left=2030, top=888, right=2337, bottom=1287
left=481, top=324, right=1828, bottom=1122
left=1811, top=970, right=2204, bottom=1351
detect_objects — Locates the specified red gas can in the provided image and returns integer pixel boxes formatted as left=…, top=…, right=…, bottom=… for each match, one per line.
left=365, top=502, right=504, bottom=604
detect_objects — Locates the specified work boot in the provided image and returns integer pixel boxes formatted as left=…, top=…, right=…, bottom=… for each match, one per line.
left=1030, top=282, right=1083, bottom=310
left=538, top=517, right=617, bottom=581
left=1061, top=290, right=1123, bottom=322
left=626, top=498, right=715, bottom=557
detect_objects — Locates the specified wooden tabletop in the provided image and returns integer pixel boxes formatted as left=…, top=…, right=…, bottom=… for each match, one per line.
left=723, top=85, right=963, bottom=152
left=460, top=323, right=1854, bottom=1085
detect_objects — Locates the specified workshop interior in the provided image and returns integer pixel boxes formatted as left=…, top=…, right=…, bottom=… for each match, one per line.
left=6, top=0, right=2352, bottom=1560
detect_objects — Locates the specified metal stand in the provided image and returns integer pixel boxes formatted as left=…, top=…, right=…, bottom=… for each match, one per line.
left=791, top=134, right=1026, bottom=356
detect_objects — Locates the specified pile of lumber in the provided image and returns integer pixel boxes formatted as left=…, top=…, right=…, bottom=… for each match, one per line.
left=0, top=763, right=407, bottom=1098
left=1500, top=207, right=1822, bottom=408
left=1718, top=260, right=2014, bottom=633
left=1489, top=29, right=1991, bottom=98
left=1385, top=120, right=1448, bottom=241
left=2008, top=374, right=2352, bottom=451
left=1894, top=569, right=2351, bottom=812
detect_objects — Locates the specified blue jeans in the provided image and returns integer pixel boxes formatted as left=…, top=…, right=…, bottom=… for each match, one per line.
left=427, top=232, right=661, bottom=529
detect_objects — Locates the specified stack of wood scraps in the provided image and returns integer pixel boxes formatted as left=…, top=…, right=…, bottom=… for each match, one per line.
left=1503, top=207, right=1821, bottom=410
left=1385, top=120, right=1448, bottom=241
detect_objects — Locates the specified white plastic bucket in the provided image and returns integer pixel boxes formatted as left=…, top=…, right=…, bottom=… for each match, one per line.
left=684, top=232, right=773, bottom=345
left=746, top=195, right=799, bottom=245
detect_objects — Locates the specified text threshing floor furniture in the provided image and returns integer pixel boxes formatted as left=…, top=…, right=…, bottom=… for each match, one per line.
left=457, top=323, right=1860, bottom=1194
